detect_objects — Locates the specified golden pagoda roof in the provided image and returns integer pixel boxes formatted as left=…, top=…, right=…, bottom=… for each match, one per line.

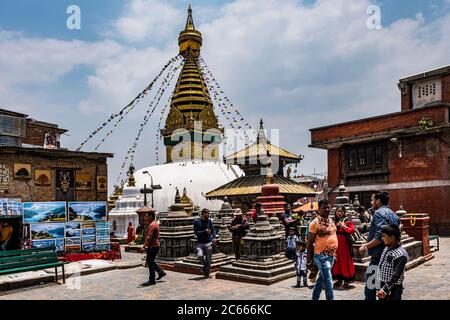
left=205, top=175, right=317, bottom=199
left=225, top=119, right=302, bottom=162
left=161, top=6, right=220, bottom=142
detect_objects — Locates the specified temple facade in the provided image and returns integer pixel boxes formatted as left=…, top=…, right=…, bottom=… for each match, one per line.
left=310, top=65, right=450, bottom=235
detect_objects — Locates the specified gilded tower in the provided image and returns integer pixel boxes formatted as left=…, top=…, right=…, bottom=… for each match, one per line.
left=161, top=5, right=222, bottom=163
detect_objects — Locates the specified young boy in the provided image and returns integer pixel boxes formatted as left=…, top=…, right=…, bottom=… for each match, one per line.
left=286, top=227, right=299, bottom=260
left=294, top=240, right=308, bottom=288
left=376, top=224, right=408, bottom=300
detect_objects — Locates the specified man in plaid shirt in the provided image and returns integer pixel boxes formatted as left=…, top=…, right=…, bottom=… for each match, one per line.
left=376, top=224, right=408, bottom=300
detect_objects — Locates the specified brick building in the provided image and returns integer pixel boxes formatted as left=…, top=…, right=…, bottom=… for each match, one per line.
left=0, top=108, right=113, bottom=202
left=309, top=65, right=450, bottom=235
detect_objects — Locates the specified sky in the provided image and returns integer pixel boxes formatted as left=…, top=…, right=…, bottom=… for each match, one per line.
left=1, top=0, right=450, bottom=192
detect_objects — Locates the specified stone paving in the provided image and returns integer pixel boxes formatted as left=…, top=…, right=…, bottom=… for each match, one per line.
left=1, top=238, right=448, bottom=300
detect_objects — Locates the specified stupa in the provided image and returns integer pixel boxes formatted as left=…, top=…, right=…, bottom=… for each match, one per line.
left=134, top=6, right=244, bottom=212
left=157, top=188, right=196, bottom=269
left=108, top=164, right=143, bottom=240
left=212, top=196, right=235, bottom=230
left=215, top=181, right=296, bottom=285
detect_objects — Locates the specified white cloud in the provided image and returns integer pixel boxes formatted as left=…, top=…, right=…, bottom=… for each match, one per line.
left=113, top=0, right=182, bottom=43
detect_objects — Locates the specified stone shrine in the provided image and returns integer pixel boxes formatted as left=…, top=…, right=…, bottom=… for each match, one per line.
left=216, top=191, right=296, bottom=285
left=157, top=188, right=196, bottom=269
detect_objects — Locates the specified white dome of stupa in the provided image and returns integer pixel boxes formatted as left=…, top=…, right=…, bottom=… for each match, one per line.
left=135, top=160, right=244, bottom=212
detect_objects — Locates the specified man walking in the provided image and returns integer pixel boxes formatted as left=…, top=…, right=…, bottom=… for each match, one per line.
left=359, top=191, right=400, bottom=300
left=194, top=209, right=217, bottom=278
left=306, top=200, right=338, bottom=300
left=230, top=209, right=249, bottom=260
left=141, top=211, right=166, bottom=286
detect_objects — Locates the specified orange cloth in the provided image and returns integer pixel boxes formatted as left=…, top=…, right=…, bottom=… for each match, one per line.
left=308, top=216, right=338, bottom=255
left=127, top=225, right=136, bottom=243
left=0, top=225, right=13, bottom=241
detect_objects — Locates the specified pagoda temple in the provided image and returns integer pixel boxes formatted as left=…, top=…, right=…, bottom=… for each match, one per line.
left=205, top=120, right=317, bottom=211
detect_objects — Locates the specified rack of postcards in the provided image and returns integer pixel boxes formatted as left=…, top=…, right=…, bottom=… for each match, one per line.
left=18, top=201, right=110, bottom=253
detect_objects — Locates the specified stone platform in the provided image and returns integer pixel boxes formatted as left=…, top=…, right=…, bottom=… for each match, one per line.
left=174, top=253, right=234, bottom=275
left=216, top=254, right=296, bottom=285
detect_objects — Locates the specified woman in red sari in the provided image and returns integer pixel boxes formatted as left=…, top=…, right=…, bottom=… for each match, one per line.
left=332, top=206, right=356, bottom=289
left=127, top=222, right=136, bottom=244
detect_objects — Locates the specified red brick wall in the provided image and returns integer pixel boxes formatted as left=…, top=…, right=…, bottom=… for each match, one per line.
left=0, top=151, right=108, bottom=201
left=23, top=122, right=66, bottom=147
left=388, top=134, right=450, bottom=183
left=400, top=84, right=412, bottom=111
left=311, top=105, right=449, bottom=144
left=443, top=75, right=450, bottom=103
left=327, top=148, right=341, bottom=189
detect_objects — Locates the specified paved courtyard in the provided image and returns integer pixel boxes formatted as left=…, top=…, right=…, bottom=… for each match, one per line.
left=1, top=238, right=448, bottom=300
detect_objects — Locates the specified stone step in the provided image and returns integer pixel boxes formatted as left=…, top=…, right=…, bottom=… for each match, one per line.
left=218, top=261, right=295, bottom=278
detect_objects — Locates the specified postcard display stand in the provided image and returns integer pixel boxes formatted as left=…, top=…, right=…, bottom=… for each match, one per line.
left=22, top=201, right=109, bottom=253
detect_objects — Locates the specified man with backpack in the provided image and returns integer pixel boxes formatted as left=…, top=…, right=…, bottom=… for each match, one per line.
left=359, top=191, right=400, bottom=300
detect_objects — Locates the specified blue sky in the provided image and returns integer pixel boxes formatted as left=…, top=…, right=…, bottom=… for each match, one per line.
left=1, top=0, right=450, bottom=192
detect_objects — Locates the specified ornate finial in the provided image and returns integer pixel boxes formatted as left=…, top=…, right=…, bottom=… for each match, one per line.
left=183, top=187, right=187, bottom=196
left=174, top=187, right=181, bottom=204
left=185, top=4, right=195, bottom=30
left=396, top=204, right=407, bottom=217
left=259, top=119, right=264, bottom=129
left=127, top=164, right=136, bottom=187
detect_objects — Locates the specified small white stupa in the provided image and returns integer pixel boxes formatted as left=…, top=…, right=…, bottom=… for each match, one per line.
left=108, top=164, right=144, bottom=239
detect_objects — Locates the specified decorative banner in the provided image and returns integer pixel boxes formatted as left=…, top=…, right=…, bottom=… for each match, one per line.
left=0, top=164, right=10, bottom=193
left=114, top=59, right=184, bottom=185
left=23, top=202, right=67, bottom=223
left=30, top=222, right=65, bottom=240
left=34, top=170, right=51, bottom=186
left=77, top=54, right=182, bottom=151
left=68, top=202, right=107, bottom=222
left=0, top=198, right=22, bottom=216
left=75, top=173, right=92, bottom=191
left=97, top=176, right=107, bottom=192
left=14, top=163, right=31, bottom=180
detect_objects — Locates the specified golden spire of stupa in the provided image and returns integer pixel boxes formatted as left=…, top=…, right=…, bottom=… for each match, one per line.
left=162, top=5, right=222, bottom=163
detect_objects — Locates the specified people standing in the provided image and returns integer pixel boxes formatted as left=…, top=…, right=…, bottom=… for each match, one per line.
left=230, top=209, right=249, bottom=260
left=280, top=203, right=293, bottom=237
left=305, top=211, right=318, bottom=241
left=127, top=222, right=136, bottom=244
left=285, top=227, right=299, bottom=260
left=359, top=191, right=400, bottom=300
left=376, top=224, right=408, bottom=300
left=306, top=200, right=338, bottom=300
left=332, top=206, right=356, bottom=289
left=141, top=211, right=166, bottom=286
left=194, top=209, right=217, bottom=278
left=0, top=221, right=13, bottom=251
left=293, top=240, right=308, bottom=288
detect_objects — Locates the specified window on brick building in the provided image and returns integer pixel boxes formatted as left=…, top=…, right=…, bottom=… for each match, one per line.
left=345, top=142, right=387, bottom=185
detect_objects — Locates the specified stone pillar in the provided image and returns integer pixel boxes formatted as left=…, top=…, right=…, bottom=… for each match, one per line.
left=401, top=213, right=432, bottom=258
